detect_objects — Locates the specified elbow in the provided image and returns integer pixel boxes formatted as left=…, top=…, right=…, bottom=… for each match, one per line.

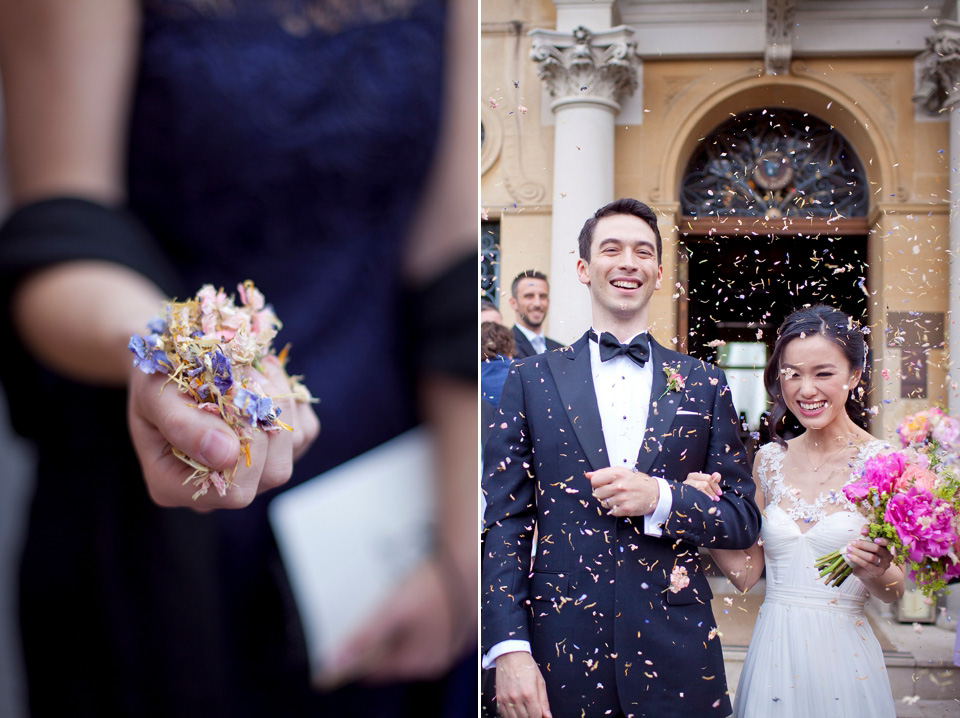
left=740, top=572, right=761, bottom=593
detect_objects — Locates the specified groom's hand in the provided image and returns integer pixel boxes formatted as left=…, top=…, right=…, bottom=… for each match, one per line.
left=495, top=651, right=552, bottom=718
left=588, top=466, right=660, bottom=517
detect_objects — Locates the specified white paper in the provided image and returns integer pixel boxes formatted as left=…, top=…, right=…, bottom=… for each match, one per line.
left=268, top=427, right=434, bottom=676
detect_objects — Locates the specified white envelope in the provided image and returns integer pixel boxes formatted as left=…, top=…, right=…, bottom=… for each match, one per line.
left=268, top=427, right=434, bottom=677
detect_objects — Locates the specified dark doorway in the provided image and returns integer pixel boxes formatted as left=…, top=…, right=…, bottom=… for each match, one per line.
left=679, top=229, right=870, bottom=450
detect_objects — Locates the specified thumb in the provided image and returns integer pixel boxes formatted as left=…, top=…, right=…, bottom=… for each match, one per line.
left=539, top=677, right=553, bottom=718
left=142, top=378, right=241, bottom=471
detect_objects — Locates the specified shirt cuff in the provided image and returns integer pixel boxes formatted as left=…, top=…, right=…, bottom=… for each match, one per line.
left=481, top=639, right=532, bottom=670
left=643, top=477, right=672, bottom=537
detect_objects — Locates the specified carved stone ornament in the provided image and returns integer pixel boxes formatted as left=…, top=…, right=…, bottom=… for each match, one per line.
left=529, top=25, right=639, bottom=108
left=914, top=21, right=960, bottom=113
left=765, top=0, right=797, bottom=76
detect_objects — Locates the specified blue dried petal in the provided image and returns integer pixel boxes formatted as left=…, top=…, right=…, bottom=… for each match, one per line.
left=128, top=334, right=171, bottom=375
left=146, top=316, right=167, bottom=334
left=211, top=348, right=233, bottom=393
left=233, top=388, right=277, bottom=426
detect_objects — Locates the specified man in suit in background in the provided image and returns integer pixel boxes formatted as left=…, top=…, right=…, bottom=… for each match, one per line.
left=509, top=270, right=562, bottom=357
left=481, top=198, right=761, bottom=718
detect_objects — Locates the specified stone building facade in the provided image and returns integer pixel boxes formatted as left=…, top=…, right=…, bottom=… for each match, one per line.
left=481, top=0, right=958, bottom=440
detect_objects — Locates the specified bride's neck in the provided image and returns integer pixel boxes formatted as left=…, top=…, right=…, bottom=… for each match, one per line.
left=802, top=417, right=865, bottom=450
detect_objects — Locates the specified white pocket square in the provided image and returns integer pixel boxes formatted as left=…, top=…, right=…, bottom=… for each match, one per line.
left=676, top=410, right=702, bottom=416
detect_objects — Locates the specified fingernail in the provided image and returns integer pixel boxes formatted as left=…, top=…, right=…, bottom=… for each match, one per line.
left=874, top=538, right=884, bottom=544
left=199, top=430, right=233, bottom=467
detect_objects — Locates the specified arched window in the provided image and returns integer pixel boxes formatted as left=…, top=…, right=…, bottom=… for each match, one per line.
left=680, top=109, right=868, bottom=221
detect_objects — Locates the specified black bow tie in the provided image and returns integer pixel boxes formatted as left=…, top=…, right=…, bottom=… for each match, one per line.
left=591, top=330, right=650, bottom=367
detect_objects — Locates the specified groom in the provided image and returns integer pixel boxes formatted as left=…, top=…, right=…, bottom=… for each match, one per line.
left=481, top=198, right=761, bottom=718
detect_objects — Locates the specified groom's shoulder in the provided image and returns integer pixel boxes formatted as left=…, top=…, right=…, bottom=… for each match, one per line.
left=657, top=344, right=722, bottom=374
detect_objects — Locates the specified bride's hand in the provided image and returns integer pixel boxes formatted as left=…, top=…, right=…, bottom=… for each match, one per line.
left=683, top=471, right=723, bottom=501
left=845, top=525, right=894, bottom=578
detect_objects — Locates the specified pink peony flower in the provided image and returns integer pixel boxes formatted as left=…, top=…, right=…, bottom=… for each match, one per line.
left=884, top=487, right=958, bottom=562
left=843, top=478, right=871, bottom=503
left=860, top=452, right=906, bottom=496
left=895, top=464, right=939, bottom=494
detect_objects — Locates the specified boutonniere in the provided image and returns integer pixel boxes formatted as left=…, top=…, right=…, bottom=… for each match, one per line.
left=658, top=364, right=685, bottom=400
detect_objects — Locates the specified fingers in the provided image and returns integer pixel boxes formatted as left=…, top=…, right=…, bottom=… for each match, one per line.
left=260, top=355, right=319, bottom=461
left=320, top=561, right=453, bottom=687
left=496, top=653, right=550, bottom=718
left=128, top=356, right=313, bottom=509
left=585, top=468, right=610, bottom=489
left=683, top=471, right=722, bottom=501
left=136, top=372, right=241, bottom=473
left=538, top=676, right=553, bottom=718
left=845, top=538, right=891, bottom=576
left=590, top=471, right=659, bottom=516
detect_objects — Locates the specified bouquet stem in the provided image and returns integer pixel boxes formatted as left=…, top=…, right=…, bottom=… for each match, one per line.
left=815, top=549, right=852, bottom=588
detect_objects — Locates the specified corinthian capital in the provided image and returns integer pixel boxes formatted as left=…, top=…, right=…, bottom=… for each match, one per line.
left=914, top=21, right=960, bottom=113
left=528, top=25, right=639, bottom=110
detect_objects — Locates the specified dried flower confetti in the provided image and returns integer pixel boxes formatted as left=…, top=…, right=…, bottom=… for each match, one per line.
left=129, top=280, right=315, bottom=500
left=668, top=565, right=690, bottom=593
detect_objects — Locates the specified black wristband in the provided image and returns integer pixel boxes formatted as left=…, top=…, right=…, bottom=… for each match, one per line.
left=0, top=197, right=185, bottom=440
left=410, top=250, right=476, bottom=381
left=0, top=197, right=184, bottom=300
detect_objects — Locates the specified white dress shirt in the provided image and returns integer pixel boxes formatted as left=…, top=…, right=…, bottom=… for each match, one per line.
left=515, top=322, right=547, bottom=354
left=482, top=330, right=673, bottom=669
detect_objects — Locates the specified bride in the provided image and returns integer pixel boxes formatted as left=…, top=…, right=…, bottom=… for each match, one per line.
left=686, top=305, right=903, bottom=717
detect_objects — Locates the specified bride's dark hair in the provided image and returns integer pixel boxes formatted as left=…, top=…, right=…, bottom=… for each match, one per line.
left=763, top=305, right=868, bottom=447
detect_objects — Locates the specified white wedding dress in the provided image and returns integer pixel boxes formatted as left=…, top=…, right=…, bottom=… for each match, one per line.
left=733, top=440, right=896, bottom=718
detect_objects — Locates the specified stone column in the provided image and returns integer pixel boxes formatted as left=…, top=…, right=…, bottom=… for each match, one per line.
left=914, top=21, right=960, bottom=413
left=529, top=25, right=639, bottom=343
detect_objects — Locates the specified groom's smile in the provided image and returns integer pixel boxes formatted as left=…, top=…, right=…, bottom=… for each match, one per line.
left=576, top=212, right=663, bottom=331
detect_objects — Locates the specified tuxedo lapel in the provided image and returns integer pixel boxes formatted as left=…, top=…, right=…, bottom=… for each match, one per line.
left=547, top=333, right=608, bottom=471
left=635, top=339, right=690, bottom=475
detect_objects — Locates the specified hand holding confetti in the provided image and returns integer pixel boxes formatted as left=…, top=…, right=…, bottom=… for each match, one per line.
left=127, top=281, right=318, bottom=505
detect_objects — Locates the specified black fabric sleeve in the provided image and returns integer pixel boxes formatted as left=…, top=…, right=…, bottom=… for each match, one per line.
left=409, top=250, right=476, bottom=382
left=0, top=197, right=185, bottom=440
left=0, top=197, right=184, bottom=300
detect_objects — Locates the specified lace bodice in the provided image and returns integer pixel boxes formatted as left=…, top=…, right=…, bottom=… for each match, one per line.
left=755, top=439, right=889, bottom=525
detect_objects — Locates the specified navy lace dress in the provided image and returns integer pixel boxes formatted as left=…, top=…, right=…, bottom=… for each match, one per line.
left=14, top=1, right=472, bottom=715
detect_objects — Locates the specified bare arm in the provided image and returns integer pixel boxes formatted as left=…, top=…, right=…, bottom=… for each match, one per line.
left=0, top=0, right=159, bottom=385
left=685, top=463, right=766, bottom=593
left=0, top=0, right=319, bottom=507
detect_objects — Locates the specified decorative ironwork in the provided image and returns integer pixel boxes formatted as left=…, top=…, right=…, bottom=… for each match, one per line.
left=680, top=109, right=868, bottom=220
left=481, top=221, right=501, bottom=304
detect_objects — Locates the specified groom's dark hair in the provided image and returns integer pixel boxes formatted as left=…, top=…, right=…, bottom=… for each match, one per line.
left=577, top=198, right=662, bottom=263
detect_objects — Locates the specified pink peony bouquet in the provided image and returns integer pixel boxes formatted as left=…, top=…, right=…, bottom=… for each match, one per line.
left=129, top=281, right=314, bottom=500
left=815, top=408, right=960, bottom=597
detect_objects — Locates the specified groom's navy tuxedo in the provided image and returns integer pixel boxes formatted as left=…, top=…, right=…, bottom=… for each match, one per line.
left=482, top=331, right=761, bottom=718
